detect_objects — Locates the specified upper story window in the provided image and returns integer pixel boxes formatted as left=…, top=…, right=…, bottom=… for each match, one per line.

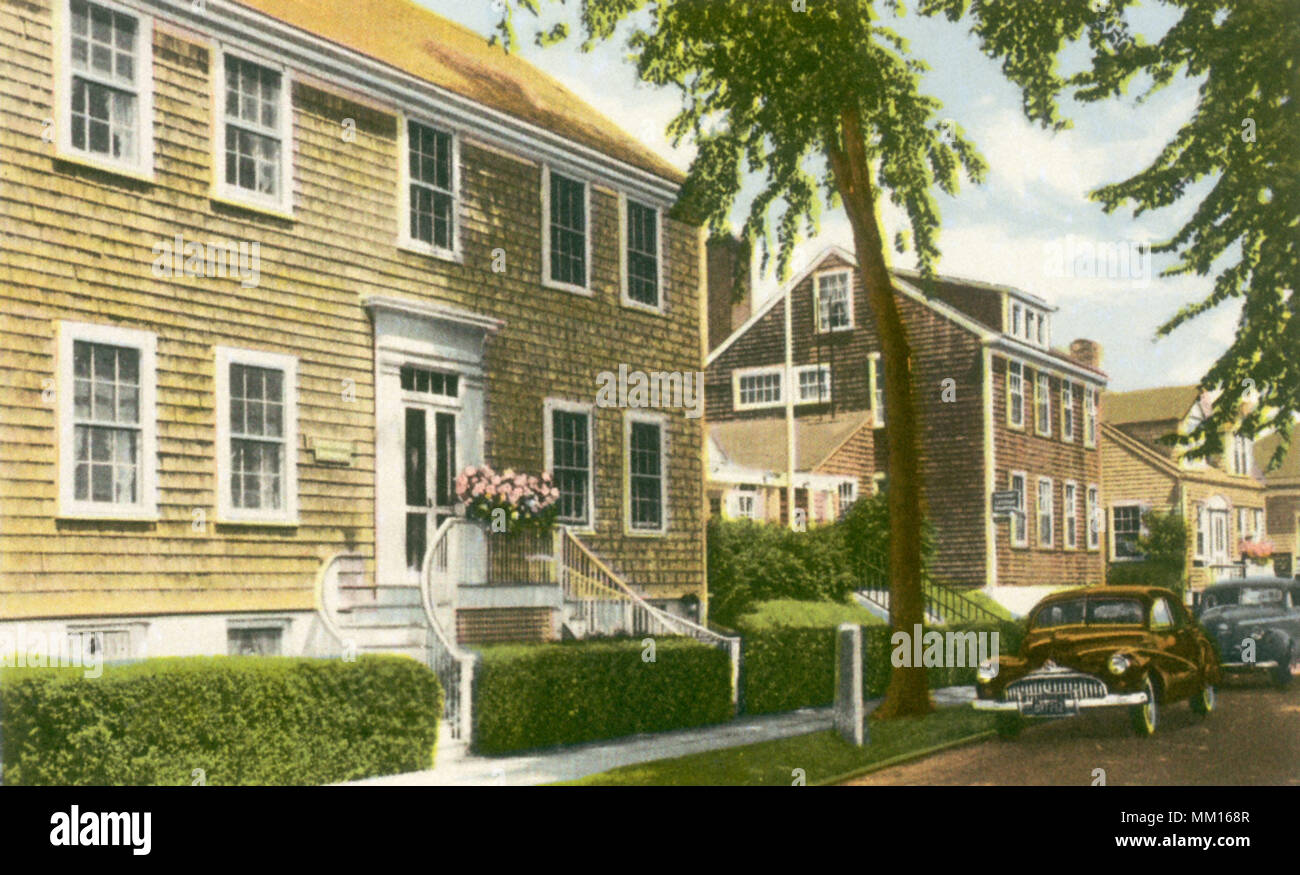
left=403, top=119, right=458, bottom=256
left=543, top=167, right=589, bottom=292
left=1230, top=433, right=1253, bottom=476
left=1061, top=382, right=1075, bottom=442
left=1006, top=360, right=1025, bottom=428
left=215, top=52, right=293, bottom=213
left=1112, top=503, right=1144, bottom=560
left=60, top=0, right=154, bottom=175
left=1010, top=303, right=1022, bottom=337
left=1008, top=299, right=1051, bottom=349
left=1034, top=372, right=1052, bottom=437
left=815, top=271, right=853, bottom=331
left=216, top=347, right=298, bottom=524
left=869, top=353, right=886, bottom=427
left=623, top=198, right=662, bottom=310
left=795, top=364, right=831, bottom=404
left=734, top=366, right=784, bottom=410
left=1063, top=481, right=1078, bottom=549
left=57, top=321, right=157, bottom=520
left=1084, top=387, right=1098, bottom=448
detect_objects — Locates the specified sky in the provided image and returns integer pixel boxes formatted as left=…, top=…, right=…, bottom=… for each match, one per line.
left=419, top=0, right=1239, bottom=393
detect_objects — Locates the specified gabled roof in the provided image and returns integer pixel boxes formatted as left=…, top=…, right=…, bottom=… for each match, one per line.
left=236, top=0, right=683, bottom=183
left=1254, top=432, right=1300, bottom=485
left=1103, top=385, right=1202, bottom=426
left=709, top=412, right=872, bottom=474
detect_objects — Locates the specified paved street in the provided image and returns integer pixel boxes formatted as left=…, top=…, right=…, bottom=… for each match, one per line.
left=845, top=680, right=1300, bottom=785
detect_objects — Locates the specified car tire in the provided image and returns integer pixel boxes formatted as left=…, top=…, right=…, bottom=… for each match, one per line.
left=1272, top=646, right=1297, bottom=690
left=1130, top=675, right=1159, bottom=737
left=1189, top=681, right=1215, bottom=716
left=995, top=713, right=1022, bottom=739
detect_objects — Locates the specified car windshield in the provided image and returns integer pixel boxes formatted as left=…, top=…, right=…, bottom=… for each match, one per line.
left=1032, top=597, right=1145, bottom=629
left=1204, top=586, right=1285, bottom=608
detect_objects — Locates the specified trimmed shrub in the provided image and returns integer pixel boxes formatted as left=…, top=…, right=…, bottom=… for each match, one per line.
left=734, top=598, right=886, bottom=631
left=740, top=619, right=1027, bottom=714
left=0, top=656, right=442, bottom=785
left=472, top=638, right=732, bottom=754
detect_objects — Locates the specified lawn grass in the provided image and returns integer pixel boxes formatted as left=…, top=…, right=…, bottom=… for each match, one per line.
left=553, top=706, right=997, bottom=786
left=734, top=598, right=887, bottom=631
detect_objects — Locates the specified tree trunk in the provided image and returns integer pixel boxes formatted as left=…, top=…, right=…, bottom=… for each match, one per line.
left=826, top=105, right=931, bottom=719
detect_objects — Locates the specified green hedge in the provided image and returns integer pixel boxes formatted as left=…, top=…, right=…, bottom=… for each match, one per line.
left=0, top=656, right=442, bottom=785
left=473, top=638, right=733, bottom=755
left=740, top=621, right=1027, bottom=715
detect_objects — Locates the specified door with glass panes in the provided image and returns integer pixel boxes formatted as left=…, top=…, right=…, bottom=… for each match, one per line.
left=400, top=365, right=458, bottom=584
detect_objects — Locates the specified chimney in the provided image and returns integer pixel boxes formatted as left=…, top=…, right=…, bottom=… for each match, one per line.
left=1068, top=338, right=1102, bottom=370
left=706, top=234, right=752, bottom=352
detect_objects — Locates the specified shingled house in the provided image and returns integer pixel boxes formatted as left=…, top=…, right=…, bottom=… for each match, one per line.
left=0, top=0, right=719, bottom=697
left=1254, top=433, right=1300, bottom=578
left=1101, top=386, right=1269, bottom=592
left=705, top=245, right=1108, bottom=589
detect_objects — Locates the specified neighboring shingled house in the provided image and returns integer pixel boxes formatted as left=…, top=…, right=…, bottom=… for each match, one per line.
left=705, top=246, right=1108, bottom=589
left=1254, top=432, right=1300, bottom=578
left=0, top=0, right=714, bottom=683
left=1101, top=386, right=1269, bottom=592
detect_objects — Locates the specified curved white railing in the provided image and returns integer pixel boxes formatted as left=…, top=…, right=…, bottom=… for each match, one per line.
left=306, top=552, right=361, bottom=658
left=420, top=518, right=478, bottom=741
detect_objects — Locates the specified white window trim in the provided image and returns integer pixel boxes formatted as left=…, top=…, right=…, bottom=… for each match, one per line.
left=814, top=268, right=854, bottom=332
left=1061, top=382, right=1075, bottom=443
left=1086, top=483, right=1102, bottom=550
left=397, top=114, right=463, bottom=263
left=1006, top=359, right=1025, bottom=429
left=1194, top=502, right=1208, bottom=561
left=624, top=410, right=669, bottom=537
left=541, top=164, right=593, bottom=295
left=1009, top=470, right=1028, bottom=548
left=1010, top=302, right=1022, bottom=337
left=215, top=346, right=299, bottom=525
left=1034, top=371, right=1052, bottom=437
left=868, top=352, right=885, bottom=428
left=1108, top=500, right=1148, bottom=562
left=55, top=0, right=156, bottom=180
left=793, top=363, right=832, bottom=405
left=730, top=485, right=759, bottom=520
left=56, top=321, right=158, bottom=521
left=618, top=192, right=666, bottom=314
left=1037, top=476, right=1054, bottom=548
left=1063, top=480, right=1079, bottom=550
left=733, top=364, right=785, bottom=411
left=211, top=47, right=295, bottom=217
left=543, top=398, right=596, bottom=532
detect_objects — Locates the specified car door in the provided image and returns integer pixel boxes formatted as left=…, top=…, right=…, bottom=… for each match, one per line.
left=1152, top=596, right=1199, bottom=698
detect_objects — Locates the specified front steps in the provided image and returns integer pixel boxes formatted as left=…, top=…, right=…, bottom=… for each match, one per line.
left=335, top=580, right=428, bottom=661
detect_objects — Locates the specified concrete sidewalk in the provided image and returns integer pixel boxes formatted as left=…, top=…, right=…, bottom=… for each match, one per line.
left=344, top=686, right=977, bottom=786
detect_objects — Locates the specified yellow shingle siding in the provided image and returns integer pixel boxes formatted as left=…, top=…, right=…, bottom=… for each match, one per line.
left=0, top=0, right=704, bottom=618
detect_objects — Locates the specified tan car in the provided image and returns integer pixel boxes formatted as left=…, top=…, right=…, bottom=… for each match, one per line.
left=973, top=586, right=1220, bottom=737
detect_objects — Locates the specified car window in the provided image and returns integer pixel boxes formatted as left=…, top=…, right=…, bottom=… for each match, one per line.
left=1150, top=598, right=1174, bottom=631
left=1239, top=587, right=1284, bottom=607
left=1032, top=597, right=1144, bottom=628
left=1202, top=588, right=1237, bottom=609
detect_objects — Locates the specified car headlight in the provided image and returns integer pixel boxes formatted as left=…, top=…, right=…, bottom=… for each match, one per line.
left=1216, top=623, right=1230, bottom=634
left=976, top=657, right=999, bottom=682
left=1247, top=629, right=1265, bottom=640
left=1108, top=652, right=1131, bottom=675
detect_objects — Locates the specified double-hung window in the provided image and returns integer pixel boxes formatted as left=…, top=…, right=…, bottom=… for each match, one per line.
left=1007, top=360, right=1025, bottom=428
left=1086, top=484, right=1101, bottom=550
left=795, top=364, right=831, bottom=404
left=545, top=401, right=594, bottom=528
left=543, top=167, right=589, bottom=291
left=869, top=353, right=886, bottom=426
left=1084, top=387, right=1098, bottom=447
left=216, top=52, right=292, bottom=212
left=1061, top=382, right=1075, bottom=442
left=1034, top=372, right=1052, bottom=436
left=623, top=197, right=662, bottom=310
left=1063, top=481, right=1078, bottom=549
left=61, top=0, right=153, bottom=174
left=1009, top=472, right=1028, bottom=547
left=58, top=322, right=157, bottom=519
left=216, top=348, right=298, bottom=524
left=734, top=366, right=784, bottom=410
left=626, top=413, right=667, bottom=534
left=1037, top=477, right=1054, bottom=547
left=403, top=119, right=458, bottom=255
left=1112, top=504, right=1144, bottom=560
left=816, top=271, right=853, bottom=331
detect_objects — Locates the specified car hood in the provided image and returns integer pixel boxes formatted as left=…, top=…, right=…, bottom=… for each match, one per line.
left=1198, top=604, right=1279, bottom=626
left=1022, top=626, right=1153, bottom=667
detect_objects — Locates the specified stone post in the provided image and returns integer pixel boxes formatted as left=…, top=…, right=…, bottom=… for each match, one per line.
left=834, top=623, right=868, bottom=746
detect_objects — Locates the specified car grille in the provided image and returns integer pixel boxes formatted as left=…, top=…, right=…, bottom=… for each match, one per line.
left=1004, top=673, right=1107, bottom=703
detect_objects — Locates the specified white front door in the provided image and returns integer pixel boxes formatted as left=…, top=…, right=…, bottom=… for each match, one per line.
left=1209, top=509, right=1230, bottom=564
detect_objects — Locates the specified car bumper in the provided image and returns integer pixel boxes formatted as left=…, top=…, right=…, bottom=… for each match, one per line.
left=973, top=691, right=1149, bottom=713
left=1220, top=660, right=1278, bottom=670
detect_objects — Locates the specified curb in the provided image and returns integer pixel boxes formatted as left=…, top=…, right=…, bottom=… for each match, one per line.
left=813, top=729, right=996, bottom=786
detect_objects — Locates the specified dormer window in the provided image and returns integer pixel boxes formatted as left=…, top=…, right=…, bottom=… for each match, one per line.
left=1230, top=434, right=1253, bottom=476
left=1008, top=300, right=1051, bottom=349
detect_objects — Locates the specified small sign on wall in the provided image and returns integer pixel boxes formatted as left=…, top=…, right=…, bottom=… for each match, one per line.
left=1274, top=552, right=1293, bottom=579
left=311, top=438, right=354, bottom=466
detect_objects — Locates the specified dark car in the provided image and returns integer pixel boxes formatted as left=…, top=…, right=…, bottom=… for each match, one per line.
left=1196, top=577, right=1300, bottom=689
left=974, top=586, right=1219, bottom=738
